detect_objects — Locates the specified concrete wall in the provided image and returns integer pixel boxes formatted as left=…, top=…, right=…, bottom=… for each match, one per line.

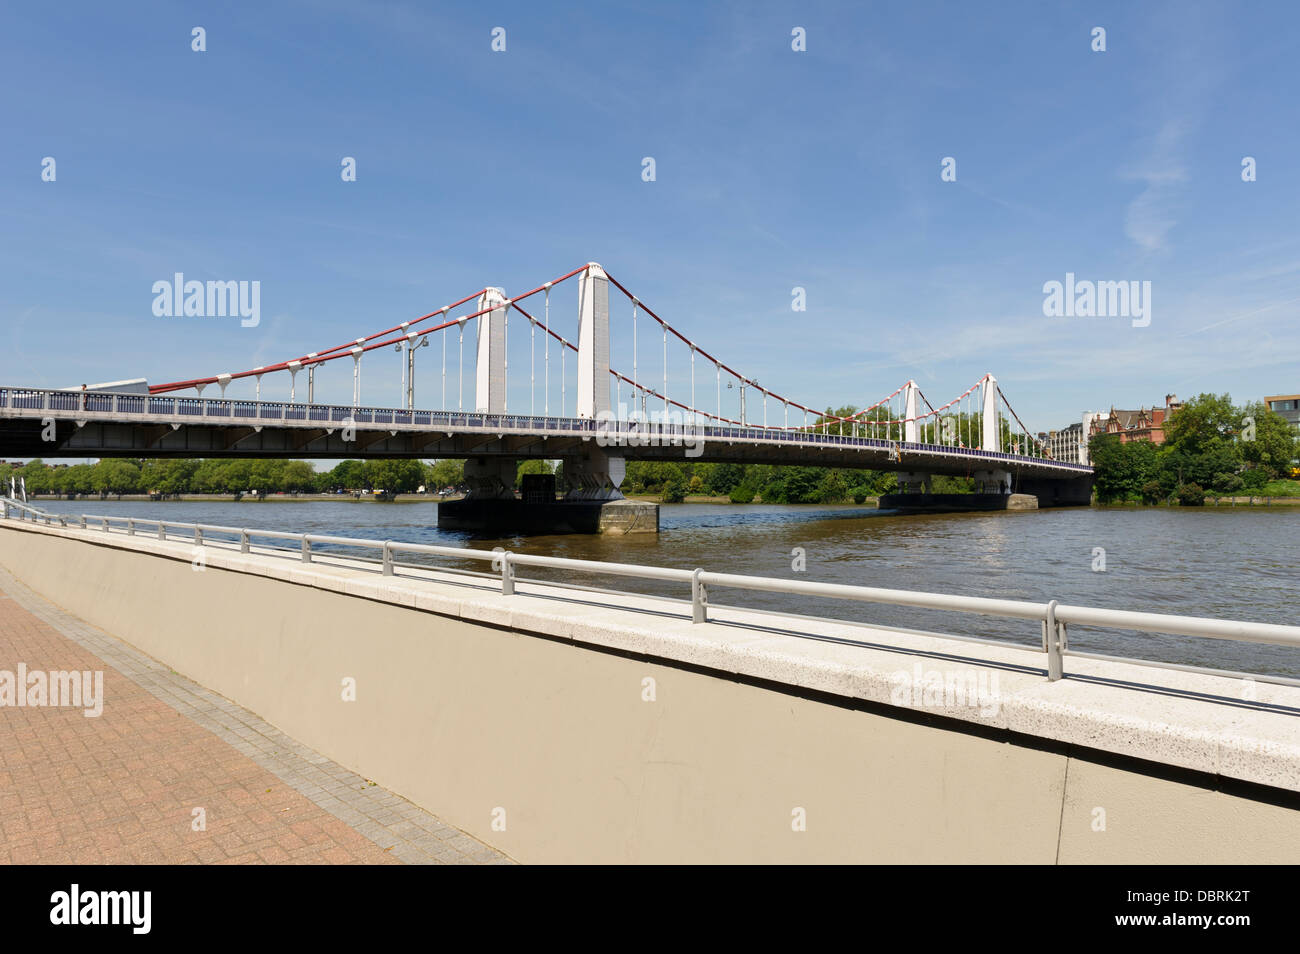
left=1, top=522, right=1297, bottom=863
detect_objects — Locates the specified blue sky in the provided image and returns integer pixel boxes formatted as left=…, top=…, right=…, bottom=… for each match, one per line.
left=3, top=0, right=1298, bottom=432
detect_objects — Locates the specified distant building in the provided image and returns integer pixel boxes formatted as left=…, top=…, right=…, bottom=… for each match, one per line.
left=1089, top=394, right=1183, bottom=445
left=1265, top=394, right=1300, bottom=432
left=1038, top=411, right=1103, bottom=464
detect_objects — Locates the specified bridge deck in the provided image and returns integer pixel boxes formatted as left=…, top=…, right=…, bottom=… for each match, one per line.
left=0, top=387, right=1093, bottom=477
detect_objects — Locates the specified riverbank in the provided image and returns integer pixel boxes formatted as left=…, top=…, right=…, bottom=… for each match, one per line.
left=25, top=492, right=454, bottom=504
left=625, top=494, right=883, bottom=506
left=1098, top=496, right=1300, bottom=507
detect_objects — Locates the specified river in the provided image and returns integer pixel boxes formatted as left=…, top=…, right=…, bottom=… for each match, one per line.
left=26, top=498, right=1300, bottom=677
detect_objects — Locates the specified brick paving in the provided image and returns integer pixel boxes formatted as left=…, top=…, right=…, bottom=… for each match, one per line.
left=0, top=566, right=510, bottom=865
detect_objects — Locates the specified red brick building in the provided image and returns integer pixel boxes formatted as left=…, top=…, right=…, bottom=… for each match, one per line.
left=1089, top=394, right=1183, bottom=445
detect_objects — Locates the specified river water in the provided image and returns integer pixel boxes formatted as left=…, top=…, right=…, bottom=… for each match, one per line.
left=27, top=498, right=1300, bottom=677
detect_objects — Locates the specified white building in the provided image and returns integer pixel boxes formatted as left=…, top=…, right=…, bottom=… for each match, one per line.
left=1038, top=412, right=1102, bottom=465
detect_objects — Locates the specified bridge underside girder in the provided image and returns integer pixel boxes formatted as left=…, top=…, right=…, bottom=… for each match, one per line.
left=2, top=418, right=1090, bottom=482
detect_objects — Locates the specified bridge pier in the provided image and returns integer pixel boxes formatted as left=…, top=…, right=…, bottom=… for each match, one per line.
left=1017, top=474, right=1094, bottom=507
left=462, top=457, right=517, bottom=499
left=973, top=468, right=1012, bottom=494
left=439, top=450, right=657, bottom=535
left=881, top=467, right=1093, bottom=513
left=878, top=491, right=1039, bottom=514
left=562, top=447, right=625, bottom=499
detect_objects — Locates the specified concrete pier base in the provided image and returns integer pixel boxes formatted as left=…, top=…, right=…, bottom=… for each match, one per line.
left=436, top=498, right=659, bottom=535
left=878, top=492, right=1039, bottom=514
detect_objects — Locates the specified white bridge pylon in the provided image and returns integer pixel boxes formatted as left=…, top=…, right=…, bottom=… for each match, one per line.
left=475, top=287, right=507, bottom=414
left=982, top=374, right=1000, bottom=453
left=576, top=263, right=610, bottom=421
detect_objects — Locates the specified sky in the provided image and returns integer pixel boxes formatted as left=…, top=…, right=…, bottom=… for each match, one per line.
left=3, top=0, right=1299, bottom=435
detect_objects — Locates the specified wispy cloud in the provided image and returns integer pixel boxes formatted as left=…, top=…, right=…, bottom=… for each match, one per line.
left=1121, top=120, right=1191, bottom=253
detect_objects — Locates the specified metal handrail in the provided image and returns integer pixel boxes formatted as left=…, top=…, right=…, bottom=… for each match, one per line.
left=2, top=497, right=1297, bottom=684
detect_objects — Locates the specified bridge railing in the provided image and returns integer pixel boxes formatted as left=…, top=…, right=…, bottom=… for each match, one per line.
left=3, top=497, right=1293, bottom=688
left=0, top=386, right=1093, bottom=471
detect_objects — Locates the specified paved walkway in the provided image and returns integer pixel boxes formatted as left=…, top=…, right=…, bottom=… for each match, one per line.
left=0, top=567, right=509, bottom=865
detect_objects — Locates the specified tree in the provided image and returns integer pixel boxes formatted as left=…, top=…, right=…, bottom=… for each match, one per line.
left=702, top=462, right=745, bottom=496
left=91, top=459, right=141, bottom=495
left=661, top=472, right=687, bottom=503
left=1162, top=393, right=1242, bottom=489
left=327, top=460, right=368, bottom=492
left=281, top=460, right=318, bottom=493
left=817, top=470, right=851, bottom=503
left=1239, top=402, right=1297, bottom=480
left=364, top=459, right=425, bottom=493
left=140, top=459, right=198, bottom=494
left=61, top=463, right=95, bottom=495
left=426, top=459, right=464, bottom=491
left=20, top=460, right=52, bottom=494
left=729, top=480, right=757, bottom=503
left=1089, top=435, right=1162, bottom=503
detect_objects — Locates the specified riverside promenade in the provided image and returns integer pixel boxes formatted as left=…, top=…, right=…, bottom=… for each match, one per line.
left=0, top=565, right=507, bottom=865
left=1, top=503, right=1299, bottom=863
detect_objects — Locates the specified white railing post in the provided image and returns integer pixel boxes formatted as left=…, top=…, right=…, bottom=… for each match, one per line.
left=1045, top=599, right=1064, bottom=681
left=240, top=530, right=250, bottom=553
left=301, top=536, right=311, bottom=563
left=382, top=541, right=393, bottom=576
left=501, top=551, right=514, bottom=595
left=692, top=568, right=708, bottom=623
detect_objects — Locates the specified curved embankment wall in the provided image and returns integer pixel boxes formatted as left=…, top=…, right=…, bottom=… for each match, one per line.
left=1, top=521, right=1297, bottom=863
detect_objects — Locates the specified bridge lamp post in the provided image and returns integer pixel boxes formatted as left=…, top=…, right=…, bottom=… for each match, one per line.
left=727, top=378, right=752, bottom=426
left=394, top=333, right=428, bottom=410
left=351, top=345, right=364, bottom=407
left=306, top=353, right=318, bottom=404
left=287, top=360, right=302, bottom=404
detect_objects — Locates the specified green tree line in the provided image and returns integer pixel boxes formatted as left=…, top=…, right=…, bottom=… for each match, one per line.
left=0, top=458, right=469, bottom=497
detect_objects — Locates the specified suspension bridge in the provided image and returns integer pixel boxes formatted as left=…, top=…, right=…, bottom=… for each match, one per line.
left=0, top=262, right=1091, bottom=529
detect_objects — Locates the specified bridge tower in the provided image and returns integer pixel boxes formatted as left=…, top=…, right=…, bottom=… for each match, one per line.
left=903, top=380, right=920, bottom=444
left=564, top=263, right=624, bottom=500
left=974, top=374, right=1010, bottom=493
left=576, top=263, right=611, bottom=420
left=981, top=374, right=1000, bottom=453
left=475, top=287, right=507, bottom=414
left=466, top=287, right=515, bottom=498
